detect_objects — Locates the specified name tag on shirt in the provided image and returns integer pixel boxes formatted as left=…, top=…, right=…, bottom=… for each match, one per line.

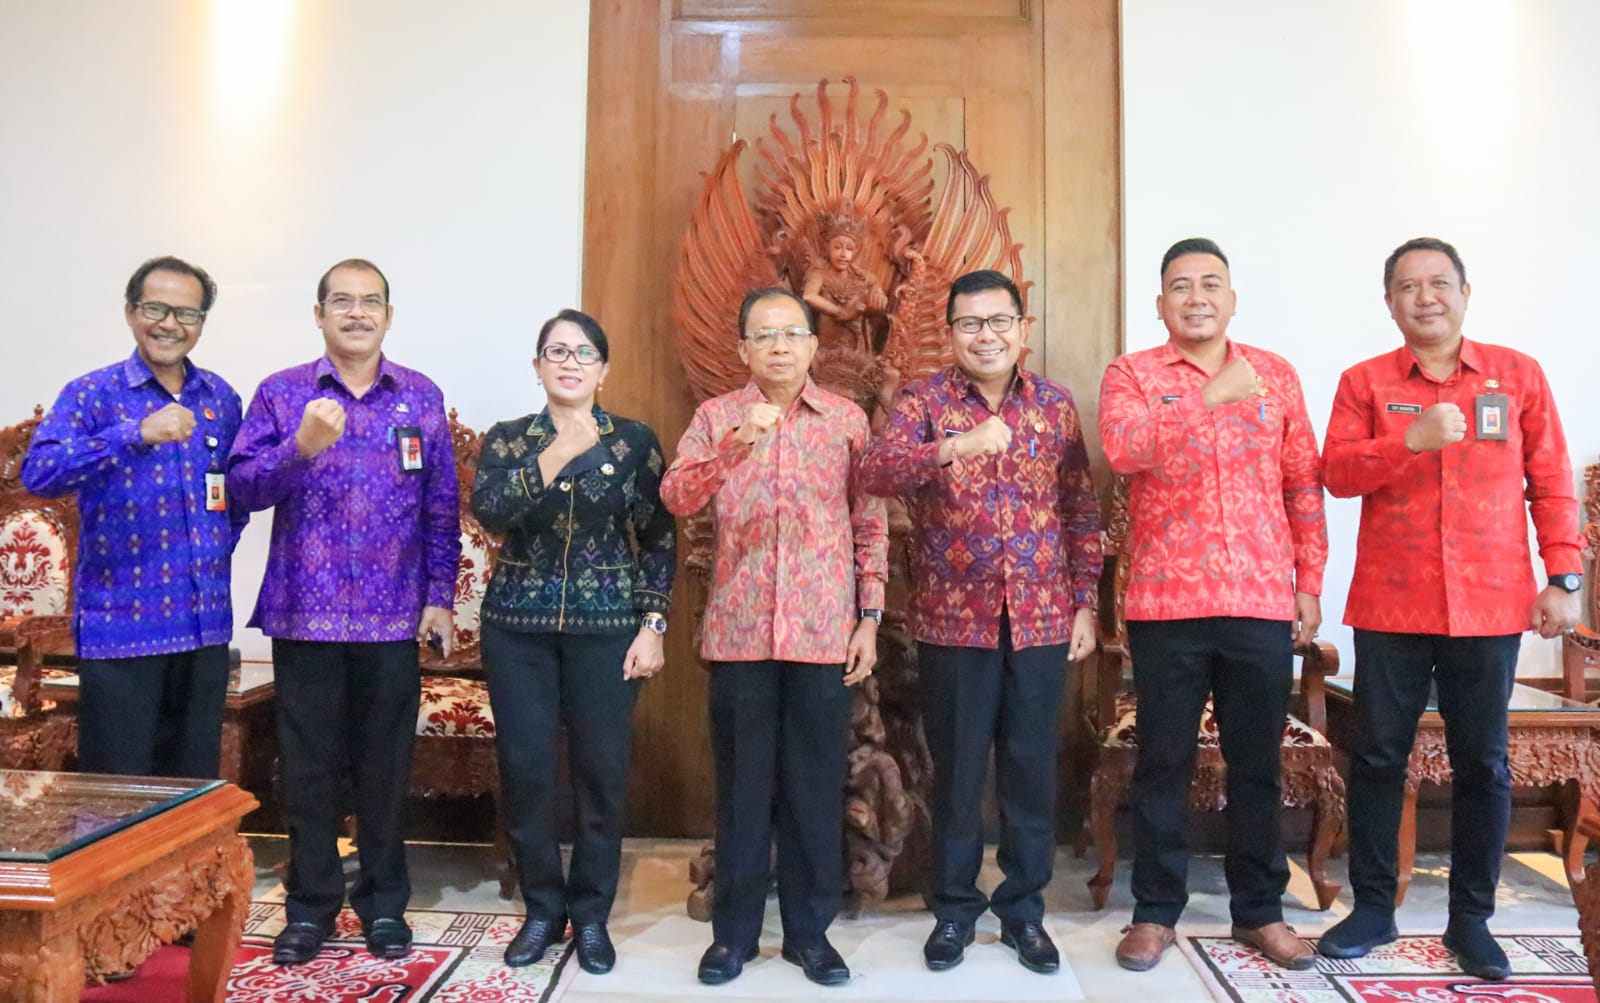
left=1160, top=394, right=1182, bottom=403
left=395, top=425, right=424, bottom=471
left=943, top=427, right=963, bottom=438
left=1476, top=393, right=1508, bottom=440
left=1385, top=402, right=1423, bottom=414
left=205, top=472, right=227, bottom=512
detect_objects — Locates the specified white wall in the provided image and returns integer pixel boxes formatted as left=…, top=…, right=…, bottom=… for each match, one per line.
left=2, top=0, right=589, bottom=659
left=1123, top=0, right=1600, bottom=674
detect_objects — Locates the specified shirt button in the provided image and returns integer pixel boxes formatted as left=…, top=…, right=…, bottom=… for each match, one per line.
left=560, top=481, right=572, bottom=492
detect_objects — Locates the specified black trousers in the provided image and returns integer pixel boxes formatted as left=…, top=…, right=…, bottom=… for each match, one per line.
left=77, top=644, right=230, bottom=778
left=1347, top=630, right=1520, bottom=922
left=272, top=639, right=419, bottom=927
left=708, top=660, right=853, bottom=950
left=1127, top=617, right=1292, bottom=928
left=919, top=631, right=1069, bottom=926
left=481, top=624, right=640, bottom=925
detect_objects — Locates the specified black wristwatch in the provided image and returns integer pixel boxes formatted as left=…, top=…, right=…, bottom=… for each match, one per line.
left=1550, top=573, right=1582, bottom=594
left=858, top=608, right=883, bottom=625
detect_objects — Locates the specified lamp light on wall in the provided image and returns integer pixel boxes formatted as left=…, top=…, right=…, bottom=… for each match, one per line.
left=207, top=0, right=299, bottom=146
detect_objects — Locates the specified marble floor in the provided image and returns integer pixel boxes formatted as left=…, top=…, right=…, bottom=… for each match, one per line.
left=246, top=835, right=1586, bottom=1003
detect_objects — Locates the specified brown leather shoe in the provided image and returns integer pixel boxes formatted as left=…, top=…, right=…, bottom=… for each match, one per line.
left=1232, top=922, right=1316, bottom=970
left=1115, top=922, right=1177, bottom=971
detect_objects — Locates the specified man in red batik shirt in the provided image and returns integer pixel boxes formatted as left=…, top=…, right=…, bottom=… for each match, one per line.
left=1099, top=238, right=1327, bottom=973
left=1317, top=237, right=1582, bottom=980
left=861, top=269, right=1102, bottom=976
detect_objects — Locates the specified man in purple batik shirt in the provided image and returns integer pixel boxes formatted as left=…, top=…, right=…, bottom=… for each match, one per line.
left=229, top=258, right=459, bottom=967
left=23, top=255, right=247, bottom=780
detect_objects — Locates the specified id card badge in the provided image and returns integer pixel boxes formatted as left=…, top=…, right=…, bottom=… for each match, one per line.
left=205, top=472, right=227, bottom=512
left=395, top=425, right=424, bottom=471
left=1475, top=393, right=1508, bottom=440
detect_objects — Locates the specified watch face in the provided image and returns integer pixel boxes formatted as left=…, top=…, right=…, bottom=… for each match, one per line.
left=1556, top=574, right=1583, bottom=593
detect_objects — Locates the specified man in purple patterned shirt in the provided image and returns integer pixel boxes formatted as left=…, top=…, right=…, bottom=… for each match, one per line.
left=229, top=259, right=460, bottom=966
left=23, top=255, right=247, bottom=780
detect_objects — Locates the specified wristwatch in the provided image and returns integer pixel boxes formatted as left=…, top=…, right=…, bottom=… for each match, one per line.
left=1550, top=573, right=1583, bottom=594
left=641, top=612, right=668, bottom=635
left=858, top=608, right=883, bottom=625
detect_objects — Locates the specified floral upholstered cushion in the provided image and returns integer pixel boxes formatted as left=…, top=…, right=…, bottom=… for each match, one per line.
left=1100, top=692, right=1327, bottom=749
left=0, top=665, right=74, bottom=719
left=449, top=527, right=493, bottom=655
left=0, top=511, right=69, bottom=618
left=416, top=674, right=495, bottom=738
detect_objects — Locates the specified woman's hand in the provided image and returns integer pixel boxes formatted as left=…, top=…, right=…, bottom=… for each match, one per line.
left=623, top=627, right=666, bottom=680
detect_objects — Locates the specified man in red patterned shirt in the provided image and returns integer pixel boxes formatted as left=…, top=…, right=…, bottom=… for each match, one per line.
left=662, top=287, right=887, bottom=988
left=860, top=269, right=1102, bottom=976
left=1099, top=238, right=1327, bottom=973
left=1316, top=238, right=1582, bottom=980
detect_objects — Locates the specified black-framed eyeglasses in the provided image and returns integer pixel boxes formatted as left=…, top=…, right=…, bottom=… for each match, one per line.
left=136, top=301, right=206, bottom=326
left=951, top=314, right=1022, bottom=335
left=321, top=294, right=389, bottom=315
left=742, top=326, right=813, bottom=349
left=540, top=344, right=603, bottom=366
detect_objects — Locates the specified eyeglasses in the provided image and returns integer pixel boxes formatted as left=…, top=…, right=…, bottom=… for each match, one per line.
left=136, top=301, right=206, bottom=326
left=322, top=294, right=389, bottom=315
left=539, top=344, right=603, bottom=365
left=742, top=326, right=814, bottom=349
left=951, top=314, right=1023, bottom=335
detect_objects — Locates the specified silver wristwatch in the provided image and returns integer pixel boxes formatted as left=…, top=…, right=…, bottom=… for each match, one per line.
left=641, top=612, right=668, bottom=635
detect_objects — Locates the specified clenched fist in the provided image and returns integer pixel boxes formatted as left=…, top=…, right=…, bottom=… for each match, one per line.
left=735, top=402, right=783, bottom=445
left=1404, top=402, right=1467, bottom=453
left=952, top=415, right=1012, bottom=461
left=1201, top=356, right=1262, bottom=410
left=295, top=398, right=347, bottom=459
left=139, top=402, right=196, bottom=445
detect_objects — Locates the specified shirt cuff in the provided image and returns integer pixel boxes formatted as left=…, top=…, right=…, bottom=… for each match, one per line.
left=1294, top=569, right=1325, bottom=596
left=103, top=419, right=151, bottom=454
left=856, top=578, right=886, bottom=610
left=1164, top=393, right=1210, bottom=425
left=1540, top=545, right=1584, bottom=578
left=633, top=588, right=671, bottom=615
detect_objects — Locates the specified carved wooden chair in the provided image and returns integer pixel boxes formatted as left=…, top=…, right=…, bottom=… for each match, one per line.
left=1561, top=459, right=1600, bottom=702
left=0, top=406, right=80, bottom=769
left=409, top=409, right=514, bottom=896
left=1080, top=477, right=1345, bottom=911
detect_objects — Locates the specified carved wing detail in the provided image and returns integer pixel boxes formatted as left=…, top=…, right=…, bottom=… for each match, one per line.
left=673, top=141, right=782, bottom=402
left=881, top=144, right=1030, bottom=384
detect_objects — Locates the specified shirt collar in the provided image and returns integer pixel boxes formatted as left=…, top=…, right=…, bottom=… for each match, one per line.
left=315, top=353, right=397, bottom=393
left=523, top=404, right=616, bottom=441
left=949, top=365, right=1033, bottom=406
left=1394, top=337, right=1482, bottom=380
left=738, top=376, right=827, bottom=414
left=1157, top=338, right=1241, bottom=370
left=121, top=350, right=209, bottom=395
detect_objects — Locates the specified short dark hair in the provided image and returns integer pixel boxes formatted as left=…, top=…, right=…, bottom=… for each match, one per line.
left=125, top=256, right=218, bottom=313
left=737, top=287, right=815, bottom=338
left=536, top=308, right=610, bottom=363
left=1383, top=237, right=1466, bottom=291
left=945, top=270, right=1022, bottom=325
left=1160, top=238, right=1229, bottom=281
left=317, top=258, right=390, bottom=304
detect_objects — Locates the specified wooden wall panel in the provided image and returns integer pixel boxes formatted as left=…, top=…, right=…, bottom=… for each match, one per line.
left=586, top=0, right=1120, bottom=837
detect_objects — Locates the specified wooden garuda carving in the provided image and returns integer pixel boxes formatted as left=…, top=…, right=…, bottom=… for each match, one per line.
left=673, top=77, right=1030, bottom=911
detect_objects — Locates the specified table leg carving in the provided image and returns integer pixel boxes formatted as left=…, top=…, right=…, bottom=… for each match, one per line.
left=1396, top=778, right=1420, bottom=907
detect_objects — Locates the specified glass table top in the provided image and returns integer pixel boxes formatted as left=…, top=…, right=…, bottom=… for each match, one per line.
left=1323, top=677, right=1600, bottom=713
left=0, top=770, right=222, bottom=862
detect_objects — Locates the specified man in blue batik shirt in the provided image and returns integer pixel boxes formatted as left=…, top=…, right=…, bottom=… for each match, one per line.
left=22, top=256, right=248, bottom=778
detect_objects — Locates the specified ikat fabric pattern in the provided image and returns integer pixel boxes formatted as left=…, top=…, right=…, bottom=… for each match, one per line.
left=661, top=379, right=887, bottom=664
left=470, top=408, right=675, bottom=635
left=858, top=367, right=1103, bottom=650
left=228, top=356, right=460, bottom=641
left=21, top=352, right=246, bottom=658
left=1099, top=341, right=1328, bottom=623
left=1323, top=339, right=1582, bottom=636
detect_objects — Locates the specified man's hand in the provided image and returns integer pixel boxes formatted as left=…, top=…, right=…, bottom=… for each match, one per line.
left=947, top=415, right=1012, bottom=463
left=1293, top=591, right=1322, bottom=648
left=1200, top=356, right=1262, bottom=410
left=1404, top=402, right=1467, bottom=453
left=735, top=402, right=783, bottom=445
left=623, top=628, right=666, bottom=680
left=295, top=398, right=346, bottom=459
left=843, top=617, right=878, bottom=686
left=139, top=402, right=196, bottom=445
left=1532, top=585, right=1581, bottom=639
left=417, top=605, right=454, bottom=658
left=1068, top=606, right=1097, bottom=662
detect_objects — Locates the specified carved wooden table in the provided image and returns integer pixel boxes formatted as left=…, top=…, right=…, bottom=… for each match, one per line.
left=0, top=770, right=256, bottom=1001
left=1325, top=677, right=1600, bottom=904
left=42, top=662, right=276, bottom=787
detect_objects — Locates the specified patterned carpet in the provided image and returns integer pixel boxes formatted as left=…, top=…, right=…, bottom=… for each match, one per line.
left=1181, top=930, right=1594, bottom=1003
left=82, top=901, right=575, bottom=1003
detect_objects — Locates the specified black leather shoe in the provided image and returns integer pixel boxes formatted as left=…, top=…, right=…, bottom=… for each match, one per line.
left=364, top=917, right=412, bottom=959
left=923, top=919, right=976, bottom=971
left=1000, top=920, right=1060, bottom=973
left=574, top=922, right=616, bottom=974
left=698, top=941, right=759, bottom=985
left=505, top=915, right=568, bottom=968
left=272, top=921, right=332, bottom=966
left=781, top=938, right=850, bottom=986
left=1442, top=922, right=1511, bottom=981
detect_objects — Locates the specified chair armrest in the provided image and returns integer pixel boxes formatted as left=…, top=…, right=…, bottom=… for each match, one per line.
left=11, top=615, right=74, bottom=714
left=1090, top=640, right=1130, bottom=731
left=1295, top=639, right=1339, bottom=737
